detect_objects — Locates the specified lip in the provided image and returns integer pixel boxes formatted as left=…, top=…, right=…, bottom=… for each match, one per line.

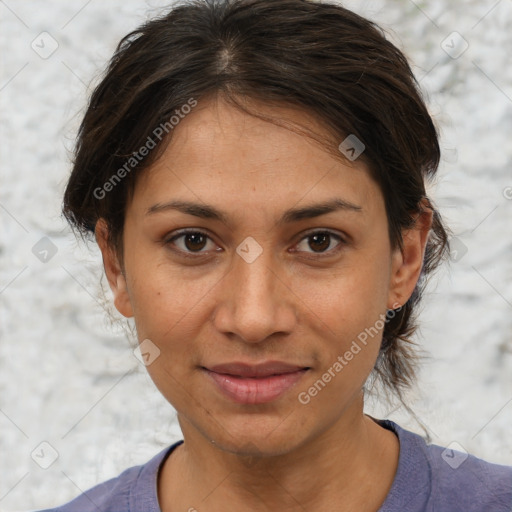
left=208, top=361, right=308, bottom=378
left=203, top=361, right=310, bottom=404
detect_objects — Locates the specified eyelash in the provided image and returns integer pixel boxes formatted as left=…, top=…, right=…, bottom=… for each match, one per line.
left=164, top=229, right=346, bottom=259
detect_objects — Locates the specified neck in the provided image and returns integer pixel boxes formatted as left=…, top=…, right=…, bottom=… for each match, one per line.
left=158, top=397, right=399, bottom=511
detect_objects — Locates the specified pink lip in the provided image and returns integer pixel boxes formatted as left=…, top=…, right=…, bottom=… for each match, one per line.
left=203, top=361, right=310, bottom=404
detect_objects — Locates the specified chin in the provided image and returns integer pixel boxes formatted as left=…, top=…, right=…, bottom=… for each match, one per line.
left=189, top=409, right=308, bottom=457
left=215, top=431, right=302, bottom=459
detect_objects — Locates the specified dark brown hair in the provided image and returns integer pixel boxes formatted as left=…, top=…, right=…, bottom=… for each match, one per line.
left=63, top=0, right=450, bottom=418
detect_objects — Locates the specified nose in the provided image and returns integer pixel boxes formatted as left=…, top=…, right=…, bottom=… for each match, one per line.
left=212, top=244, right=297, bottom=344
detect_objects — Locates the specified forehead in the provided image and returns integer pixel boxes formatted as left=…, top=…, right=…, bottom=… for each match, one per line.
left=130, top=96, right=384, bottom=223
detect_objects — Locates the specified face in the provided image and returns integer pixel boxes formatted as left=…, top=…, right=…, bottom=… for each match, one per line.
left=97, top=95, right=429, bottom=457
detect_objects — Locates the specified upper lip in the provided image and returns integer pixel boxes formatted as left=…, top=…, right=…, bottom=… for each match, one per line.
left=205, top=361, right=310, bottom=378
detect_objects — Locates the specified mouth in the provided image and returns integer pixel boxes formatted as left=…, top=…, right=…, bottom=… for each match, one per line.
left=202, top=361, right=311, bottom=405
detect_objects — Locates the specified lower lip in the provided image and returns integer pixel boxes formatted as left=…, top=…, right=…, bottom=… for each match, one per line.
left=204, top=369, right=309, bottom=404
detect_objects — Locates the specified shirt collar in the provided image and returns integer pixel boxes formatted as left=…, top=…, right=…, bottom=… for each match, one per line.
left=373, top=418, right=432, bottom=511
left=129, top=419, right=432, bottom=511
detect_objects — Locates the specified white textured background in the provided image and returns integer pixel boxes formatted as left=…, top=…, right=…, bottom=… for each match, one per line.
left=0, top=0, right=511, bottom=510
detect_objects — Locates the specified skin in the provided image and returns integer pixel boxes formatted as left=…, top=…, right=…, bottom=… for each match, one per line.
left=96, top=94, right=432, bottom=511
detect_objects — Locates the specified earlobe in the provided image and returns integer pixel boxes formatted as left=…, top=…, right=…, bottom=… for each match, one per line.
left=95, top=219, right=134, bottom=318
left=387, top=204, right=433, bottom=309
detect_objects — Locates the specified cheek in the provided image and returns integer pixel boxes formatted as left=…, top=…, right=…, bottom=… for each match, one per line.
left=295, top=270, right=389, bottom=417
left=125, top=259, right=224, bottom=378
left=304, top=254, right=390, bottom=333
left=128, top=270, right=207, bottom=341
left=127, top=271, right=212, bottom=407
left=127, top=237, right=391, bottom=349
left=298, top=251, right=391, bottom=387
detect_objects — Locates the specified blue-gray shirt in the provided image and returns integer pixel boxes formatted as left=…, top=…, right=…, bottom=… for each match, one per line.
left=35, top=419, right=512, bottom=511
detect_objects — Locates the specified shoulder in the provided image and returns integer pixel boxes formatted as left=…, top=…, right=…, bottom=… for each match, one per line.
left=33, top=442, right=182, bottom=512
left=36, top=465, right=139, bottom=512
left=425, top=436, right=512, bottom=511
left=378, top=418, right=512, bottom=512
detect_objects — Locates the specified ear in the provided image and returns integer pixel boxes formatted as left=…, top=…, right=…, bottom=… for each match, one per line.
left=95, top=219, right=134, bottom=318
left=387, top=200, right=433, bottom=309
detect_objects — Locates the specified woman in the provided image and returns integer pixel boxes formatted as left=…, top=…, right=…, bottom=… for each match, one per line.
left=39, top=0, right=512, bottom=510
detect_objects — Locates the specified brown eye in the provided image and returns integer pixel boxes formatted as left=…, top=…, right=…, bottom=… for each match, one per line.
left=166, top=230, right=216, bottom=255
left=295, top=231, right=344, bottom=255
left=182, top=232, right=208, bottom=252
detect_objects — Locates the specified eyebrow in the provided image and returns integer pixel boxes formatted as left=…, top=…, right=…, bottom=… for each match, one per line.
left=145, top=198, right=362, bottom=226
